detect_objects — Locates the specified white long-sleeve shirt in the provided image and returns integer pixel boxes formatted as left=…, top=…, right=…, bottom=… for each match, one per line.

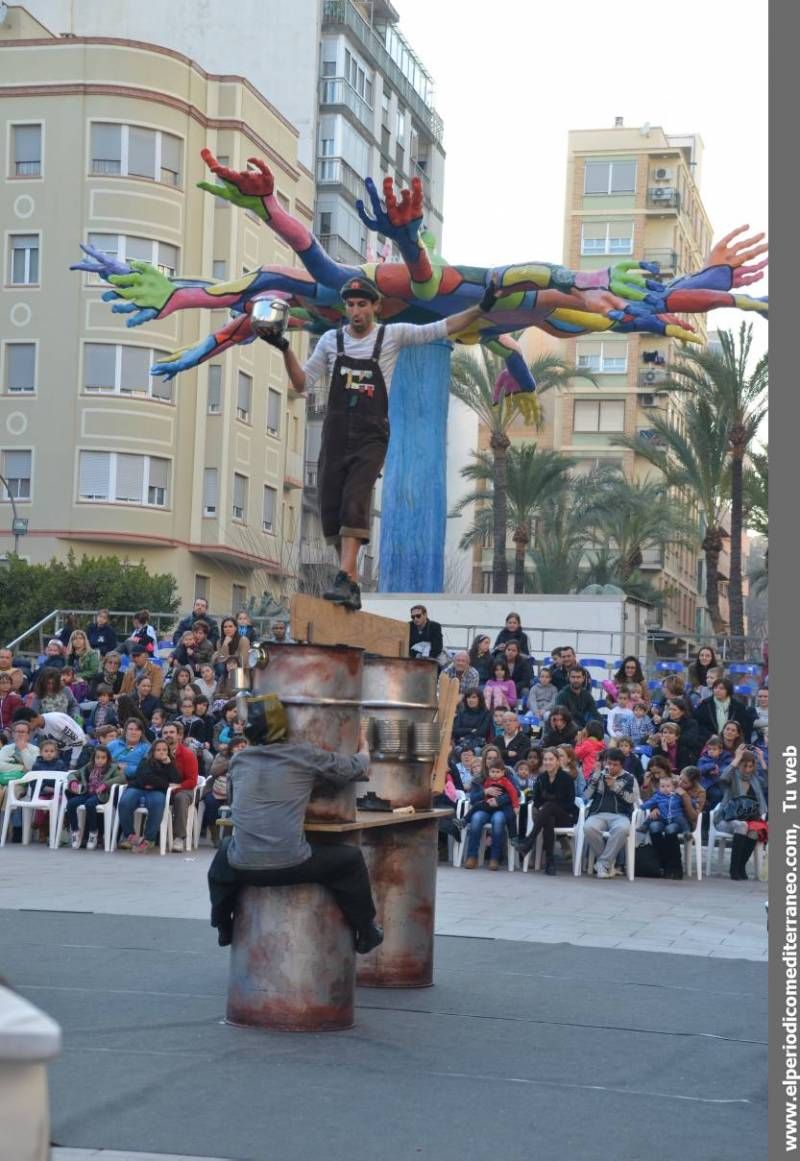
left=302, top=319, right=449, bottom=393
left=38, top=713, right=87, bottom=767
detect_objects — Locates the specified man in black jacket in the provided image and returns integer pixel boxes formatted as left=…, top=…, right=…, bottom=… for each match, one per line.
left=409, top=604, right=444, bottom=664
left=554, top=667, right=602, bottom=727
left=172, top=597, right=220, bottom=647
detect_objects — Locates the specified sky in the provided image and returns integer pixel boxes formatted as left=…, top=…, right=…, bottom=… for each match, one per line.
left=395, top=0, right=769, bottom=338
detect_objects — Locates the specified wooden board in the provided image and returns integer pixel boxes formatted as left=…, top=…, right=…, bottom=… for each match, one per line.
left=290, top=593, right=408, bottom=657
left=430, top=674, right=461, bottom=794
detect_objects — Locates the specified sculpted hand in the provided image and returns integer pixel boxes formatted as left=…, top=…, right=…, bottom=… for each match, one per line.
left=105, top=261, right=175, bottom=325
left=70, top=242, right=132, bottom=280
left=197, top=149, right=274, bottom=221
left=357, top=175, right=423, bottom=247
left=707, top=224, right=768, bottom=286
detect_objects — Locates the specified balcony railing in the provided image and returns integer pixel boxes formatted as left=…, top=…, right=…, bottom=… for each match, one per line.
left=319, top=76, right=374, bottom=133
left=14, top=160, right=41, bottom=177
left=305, top=460, right=319, bottom=489
left=284, top=450, right=304, bottom=488
left=319, top=232, right=366, bottom=266
left=647, top=188, right=680, bottom=211
left=316, top=156, right=365, bottom=202
left=643, top=248, right=678, bottom=274
left=321, top=0, right=444, bottom=145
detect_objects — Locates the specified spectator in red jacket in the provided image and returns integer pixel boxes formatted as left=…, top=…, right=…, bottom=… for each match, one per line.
left=0, top=673, right=24, bottom=741
left=161, top=720, right=198, bottom=854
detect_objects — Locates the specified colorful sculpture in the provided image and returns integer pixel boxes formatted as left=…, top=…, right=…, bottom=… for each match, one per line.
left=73, top=150, right=768, bottom=401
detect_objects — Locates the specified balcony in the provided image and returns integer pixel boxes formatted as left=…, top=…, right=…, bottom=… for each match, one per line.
left=14, top=160, right=41, bottom=177
left=316, top=155, right=365, bottom=202
left=305, top=460, right=319, bottom=490
left=306, top=393, right=328, bottom=421
left=640, top=545, right=664, bottom=569
left=647, top=187, right=680, bottom=212
left=321, top=0, right=444, bottom=144
left=319, top=76, right=374, bottom=134
left=643, top=248, right=678, bottom=276
left=319, top=232, right=366, bottom=266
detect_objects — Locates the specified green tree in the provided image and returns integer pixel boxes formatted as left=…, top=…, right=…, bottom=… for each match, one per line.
left=585, top=475, right=694, bottom=582
left=666, top=325, right=767, bottom=649
left=524, top=472, right=605, bottom=594
left=613, top=394, right=733, bottom=634
left=742, top=444, right=768, bottom=539
left=449, top=347, right=593, bottom=593
left=0, top=551, right=180, bottom=646
left=450, top=442, right=576, bottom=594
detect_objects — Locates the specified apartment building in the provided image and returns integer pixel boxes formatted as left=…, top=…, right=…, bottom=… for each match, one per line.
left=18, top=0, right=447, bottom=591
left=0, top=7, right=312, bottom=609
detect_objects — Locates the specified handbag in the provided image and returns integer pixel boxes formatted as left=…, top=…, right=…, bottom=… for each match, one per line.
left=722, top=795, right=760, bottom=823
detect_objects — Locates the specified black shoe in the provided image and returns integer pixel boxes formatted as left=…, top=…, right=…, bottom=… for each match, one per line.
left=11, top=827, right=22, bottom=844
left=355, top=922, right=384, bottom=955
left=217, top=924, right=234, bottom=947
left=323, top=571, right=353, bottom=604
left=669, top=869, right=684, bottom=880
left=343, top=581, right=362, bottom=612
left=545, top=858, right=556, bottom=876
left=511, top=837, right=532, bottom=856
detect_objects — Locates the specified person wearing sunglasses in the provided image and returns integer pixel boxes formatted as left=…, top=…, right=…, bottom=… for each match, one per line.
left=409, top=605, right=446, bottom=667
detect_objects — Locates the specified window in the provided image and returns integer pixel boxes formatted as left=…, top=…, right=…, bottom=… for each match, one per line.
left=208, top=365, right=222, bottom=413
left=4, top=344, right=36, bottom=393
left=266, top=388, right=281, bottom=436
left=78, top=451, right=170, bottom=506
left=576, top=340, right=629, bottom=374
left=89, top=123, right=183, bottom=186
left=86, top=233, right=180, bottom=280
left=83, top=343, right=172, bottom=401
left=194, top=574, right=209, bottom=600
left=8, top=234, right=39, bottom=285
left=11, top=124, right=42, bottom=177
left=580, top=221, right=634, bottom=255
left=232, top=473, right=247, bottom=521
left=1, top=450, right=32, bottom=500
left=212, top=260, right=227, bottom=280
left=236, top=372, right=252, bottom=422
left=396, top=106, right=406, bottom=141
left=203, top=468, right=218, bottom=516
left=262, top=485, right=276, bottom=532
left=232, top=584, right=246, bottom=611
left=573, top=399, right=626, bottom=433
left=584, top=159, right=637, bottom=195
left=381, top=90, right=390, bottom=125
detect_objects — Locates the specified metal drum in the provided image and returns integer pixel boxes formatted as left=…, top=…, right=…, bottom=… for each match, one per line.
left=250, top=642, right=363, bottom=822
left=361, top=655, right=439, bottom=810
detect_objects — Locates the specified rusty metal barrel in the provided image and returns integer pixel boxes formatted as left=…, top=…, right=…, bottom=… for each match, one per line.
left=226, top=883, right=356, bottom=1031
left=250, top=642, right=363, bottom=822
left=361, top=655, right=438, bottom=811
left=357, top=818, right=439, bottom=988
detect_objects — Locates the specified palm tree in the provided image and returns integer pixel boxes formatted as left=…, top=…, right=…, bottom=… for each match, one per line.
left=742, top=444, right=768, bottom=539
left=585, top=476, right=694, bottom=583
left=663, top=325, right=768, bottom=651
left=449, top=347, right=593, bottom=593
left=524, top=471, right=609, bottom=594
left=451, top=443, right=576, bottom=593
left=613, top=394, right=733, bottom=634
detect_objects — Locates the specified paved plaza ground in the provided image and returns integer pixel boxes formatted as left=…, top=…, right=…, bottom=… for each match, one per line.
left=1, top=845, right=767, bottom=1161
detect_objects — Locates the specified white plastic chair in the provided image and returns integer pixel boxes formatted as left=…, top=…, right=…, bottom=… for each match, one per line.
left=681, top=809, right=704, bottom=880
left=186, top=776, right=206, bottom=851
left=111, top=784, right=176, bottom=855
left=524, top=798, right=586, bottom=877
left=705, top=803, right=767, bottom=878
left=584, top=808, right=641, bottom=881
left=451, top=796, right=471, bottom=868
left=455, top=799, right=515, bottom=870
left=56, top=783, right=122, bottom=853
left=0, top=773, right=66, bottom=849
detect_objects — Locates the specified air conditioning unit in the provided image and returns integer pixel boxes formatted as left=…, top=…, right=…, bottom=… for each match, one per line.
left=651, top=186, right=676, bottom=200
left=642, top=370, right=664, bottom=384
left=653, top=166, right=674, bottom=181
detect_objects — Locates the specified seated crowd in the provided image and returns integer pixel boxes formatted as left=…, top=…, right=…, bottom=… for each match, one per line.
left=423, top=612, right=769, bottom=883
left=0, top=601, right=291, bottom=853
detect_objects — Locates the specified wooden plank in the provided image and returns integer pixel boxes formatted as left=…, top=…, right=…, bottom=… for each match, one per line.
left=430, top=674, right=461, bottom=794
left=290, top=593, right=407, bottom=657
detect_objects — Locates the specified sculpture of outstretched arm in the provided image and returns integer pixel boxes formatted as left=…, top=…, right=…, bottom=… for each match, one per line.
left=198, top=150, right=358, bottom=290
left=356, top=176, right=440, bottom=297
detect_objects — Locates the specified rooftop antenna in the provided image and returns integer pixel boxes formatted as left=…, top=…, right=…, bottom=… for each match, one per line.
left=640, top=122, right=651, bottom=136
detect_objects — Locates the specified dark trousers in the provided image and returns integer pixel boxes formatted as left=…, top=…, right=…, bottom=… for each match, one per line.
left=650, top=830, right=683, bottom=874
left=207, top=839, right=376, bottom=935
left=65, top=793, right=101, bottom=833
left=530, top=801, right=576, bottom=857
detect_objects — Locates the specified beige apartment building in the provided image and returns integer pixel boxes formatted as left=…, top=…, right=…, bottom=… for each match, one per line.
left=0, top=6, right=312, bottom=611
left=474, top=122, right=716, bottom=640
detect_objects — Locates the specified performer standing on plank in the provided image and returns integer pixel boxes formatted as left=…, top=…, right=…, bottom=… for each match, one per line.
left=207, top=692, right=383, bottom=952
left=264, top=275, right=503, bottom=610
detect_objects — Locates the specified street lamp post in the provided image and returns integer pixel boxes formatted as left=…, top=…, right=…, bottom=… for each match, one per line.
left=0, top=472, right=28, bottom=556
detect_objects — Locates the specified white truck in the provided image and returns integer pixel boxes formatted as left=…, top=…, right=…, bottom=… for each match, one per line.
left=360, top=592, right=651, bottom=674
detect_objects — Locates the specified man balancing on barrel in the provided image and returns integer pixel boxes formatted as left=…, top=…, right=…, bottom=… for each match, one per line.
left=207, top=692, right=383, bottom=953
left=265, top=276, right=505, bottom=610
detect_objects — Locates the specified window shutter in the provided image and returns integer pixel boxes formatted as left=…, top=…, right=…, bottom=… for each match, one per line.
left=127, top=127, right=156, bottom=179
left=262, top=485, right=276, bottom=529
left=125, top=236, right=152, bottom=263
left=84, top=344, right=117, bottom=389
left=90, top=123, right=121, bottom=164
left=79, top=451, right=110, bottom=499
left=208, top=365, right=222, bottom=411
left=584, top=161, right=610, bottom=194
left=150, top=353, right=173, bottom=401
left=573, top=400, right=599, bottom=432
left=609, top=160, right=636, bottom=193
left=87, top=233, right=118, bottom=260
left=115, top=453, right=144, bottom=502
left=267, top=388, right=281, bottom=434
left=6, top=344, right=36, bottom=391
left=4, top=450, right=31, bottom=478
left=237, top=373, right=252, bottom=416
left=203, top=468, right=218, bottom=512
left=157, top=242, right=178, bottom=273
left=120, top=346, right=150, bottom=392
left=599, top=400, right=626, bottom=432
left=160, top=133, right=182, bottom=181
left=13, top=125, right=41, bottom=163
